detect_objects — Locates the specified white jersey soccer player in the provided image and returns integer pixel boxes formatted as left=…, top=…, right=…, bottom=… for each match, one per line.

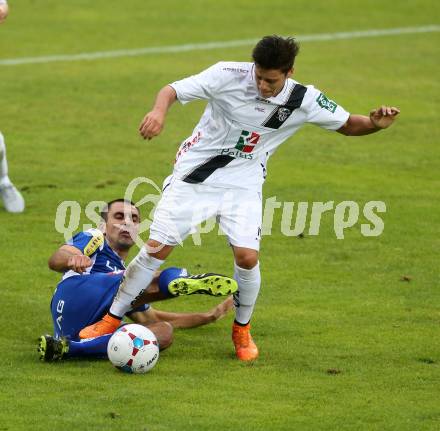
left=80, top=36, right=399, bottom=361
left=0, top=1, right=25, bottom=212
left=0, top=0, right=8, bottom=23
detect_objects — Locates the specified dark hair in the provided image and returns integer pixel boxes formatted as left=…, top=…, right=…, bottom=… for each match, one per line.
left=100, top=198, right=139, bottom=221
left=252, top=35, right=300, bottom=73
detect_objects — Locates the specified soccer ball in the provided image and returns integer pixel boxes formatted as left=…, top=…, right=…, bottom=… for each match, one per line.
left=107, top=324, right=159, bottom=374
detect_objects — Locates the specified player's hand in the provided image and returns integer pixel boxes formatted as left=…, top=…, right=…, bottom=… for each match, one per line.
left=139, top=110, right=165, bottom=140
left=369, top=106, right=400, bottom=129
left=0, top=4, right=9, bottom=23
left=209, top=296, right=234, bottom=322
left=67, top=255, right=92, bottom=274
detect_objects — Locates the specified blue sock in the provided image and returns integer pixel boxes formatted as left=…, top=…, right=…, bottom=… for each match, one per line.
left=66, top=334, right=112, bottom=358
left=158, top=267, right=188, bottom=297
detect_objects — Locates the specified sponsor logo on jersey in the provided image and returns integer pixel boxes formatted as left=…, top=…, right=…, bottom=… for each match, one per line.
left=255, top=96, right=272, bottom=104
left=175, top=131, right=201, bottom=163
left=316, top=93, right=338, bottom=113
left=222, top=67, right=249, bottom=74
left=277, top=107, right=291, bottom=122
left=235, top=130, right=261, bottom=153
left=217, top=130, right=261, bottom=160
left=218, top=148, right=254, bottom=160
left=84, top=232, right=104, bottom=256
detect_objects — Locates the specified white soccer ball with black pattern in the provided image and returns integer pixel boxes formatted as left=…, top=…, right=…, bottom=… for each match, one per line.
left=107, top=324, right=159, bottom=374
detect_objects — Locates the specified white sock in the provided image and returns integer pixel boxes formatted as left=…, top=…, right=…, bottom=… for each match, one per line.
left=0, top=132, right=11, bottom=187
left=233, top=262, right=261, bottom=325
left=110, top=247, right=164, bottom=318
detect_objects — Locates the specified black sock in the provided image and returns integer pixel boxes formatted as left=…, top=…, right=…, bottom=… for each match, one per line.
left=234, top=319, right=250, bottom=326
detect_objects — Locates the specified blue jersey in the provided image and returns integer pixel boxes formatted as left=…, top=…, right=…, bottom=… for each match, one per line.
left=63, top=228, right=125, bottom=280
left=51, top=229, right=148, bottom=339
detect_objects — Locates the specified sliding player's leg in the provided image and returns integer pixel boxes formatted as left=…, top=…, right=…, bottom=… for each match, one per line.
left=38, top=322, right=173, bottom=361
left=39, top=271, right=175, bottom=361
left=133, top=267, right=238, bottom=306
left=71, top=321, right=173, bottom=357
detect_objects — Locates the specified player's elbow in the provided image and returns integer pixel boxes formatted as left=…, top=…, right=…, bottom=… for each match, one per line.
left=337, top=114, right=366, bottom=136
left=157, top=322, right=174, bottom=351
left=337, top=125, right=351, bottom=136
left=165, top=84, right=177, bottom=96
left=337, top=115, right=375, bottom=136
left=48, top=254, right=63, bottom=272
left=48, top=256, right=56, bottom=271
left=336, top=119, right=353, bottom=136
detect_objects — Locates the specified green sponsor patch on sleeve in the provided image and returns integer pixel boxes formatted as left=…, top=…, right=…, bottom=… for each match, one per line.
left=316, top=93, right=338, bottom=113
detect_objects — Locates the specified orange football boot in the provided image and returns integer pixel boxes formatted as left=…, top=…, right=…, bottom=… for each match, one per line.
left=232, top=322, right=259, bottom=361
left=79, top=313, right=121, bottom=339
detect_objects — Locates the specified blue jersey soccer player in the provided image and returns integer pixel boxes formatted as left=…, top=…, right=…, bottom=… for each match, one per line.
left=38, top=198, right=236, bottom=361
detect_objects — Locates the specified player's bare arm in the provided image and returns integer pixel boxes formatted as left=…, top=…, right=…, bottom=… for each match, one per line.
left=0, top=1, right=9, bottom=23
left=130, top=296, right=234, bottom=329
left=48, top=245, right=92, bottom=274
left=337, top=105, right=400, bottom=136
left=139, top=85, right=177, bottom=140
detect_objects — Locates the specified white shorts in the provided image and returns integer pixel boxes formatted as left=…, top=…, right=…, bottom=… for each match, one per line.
left=149, top=176, right=262, bottom=251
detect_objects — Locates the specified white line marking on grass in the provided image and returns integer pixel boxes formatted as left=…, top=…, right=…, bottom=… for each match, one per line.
left=1, top=25, right=439, bottom=66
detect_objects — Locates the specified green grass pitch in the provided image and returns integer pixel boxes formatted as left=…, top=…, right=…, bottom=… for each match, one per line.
left=0, top=1, right=439, bottom=430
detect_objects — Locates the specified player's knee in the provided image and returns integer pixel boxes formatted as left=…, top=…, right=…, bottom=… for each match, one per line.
left=146, top=239, right=173, bottom=260
left=235, top=252, right=259, bottom=269
left=146, top=239, right=162, bottom=250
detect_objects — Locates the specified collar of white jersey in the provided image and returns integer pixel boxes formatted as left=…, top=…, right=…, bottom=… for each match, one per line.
left=250, top=63, right=293, bottom=104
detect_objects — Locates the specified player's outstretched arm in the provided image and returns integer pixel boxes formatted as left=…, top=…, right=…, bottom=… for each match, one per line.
left=337, top=105, right=400, bottom=136
left=131, top=297, right=234, bottom=329
left=139, top=85, right=177, bottom=140
left=48, top=245, right=92, bottom=273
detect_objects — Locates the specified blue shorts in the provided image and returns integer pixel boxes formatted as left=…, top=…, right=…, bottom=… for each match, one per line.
left=50, top=272, right=149, bottom=340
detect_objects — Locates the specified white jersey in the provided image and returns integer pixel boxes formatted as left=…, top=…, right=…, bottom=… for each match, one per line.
left=169, top=61, right=349, bottom=190
left=0, top=0, right=7, bottom=5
